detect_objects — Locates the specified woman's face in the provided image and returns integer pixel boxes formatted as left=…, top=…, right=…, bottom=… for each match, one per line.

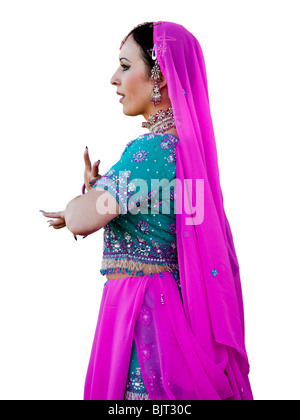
left=110, top=34, right=154, bottom=118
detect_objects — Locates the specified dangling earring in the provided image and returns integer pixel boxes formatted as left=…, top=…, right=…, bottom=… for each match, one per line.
left=149, top=44, right=162, bottom=106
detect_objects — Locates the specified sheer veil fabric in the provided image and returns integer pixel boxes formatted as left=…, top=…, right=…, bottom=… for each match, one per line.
left=153, top=21, right=253, bottom=399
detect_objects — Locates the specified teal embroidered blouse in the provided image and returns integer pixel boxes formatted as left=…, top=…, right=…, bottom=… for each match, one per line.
left=92, top=133, right=180, bottom=280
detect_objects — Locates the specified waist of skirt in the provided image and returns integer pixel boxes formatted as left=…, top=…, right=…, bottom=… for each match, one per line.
left=103, top=270, right=182, bottom=301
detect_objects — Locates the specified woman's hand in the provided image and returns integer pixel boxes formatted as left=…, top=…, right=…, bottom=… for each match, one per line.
left=40, top=148, right=103, bottom=240
left=41, top=209, right=80, bottom=240
left=83, top=147, right=102, bottom=193
left=41, top=210, right=66, bottom=230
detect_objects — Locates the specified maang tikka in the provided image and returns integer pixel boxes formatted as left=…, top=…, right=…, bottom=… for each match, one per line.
left=149, top=44, right=162, bottom=106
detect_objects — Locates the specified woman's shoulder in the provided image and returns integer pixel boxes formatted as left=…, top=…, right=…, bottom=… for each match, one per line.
left=120, top=133, right=180, bottom=161
left=125, top=132, right=180, bottom=149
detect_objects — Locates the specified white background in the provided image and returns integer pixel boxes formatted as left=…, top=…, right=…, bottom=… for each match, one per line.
left=0, top=0, right=299, bottom=400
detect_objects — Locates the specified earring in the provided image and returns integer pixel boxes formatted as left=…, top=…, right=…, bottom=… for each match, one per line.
left=149, top=45, right=162, bottom=106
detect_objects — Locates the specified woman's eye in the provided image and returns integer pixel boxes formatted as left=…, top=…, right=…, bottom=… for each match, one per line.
left=121, top=64, right=130, bottom=71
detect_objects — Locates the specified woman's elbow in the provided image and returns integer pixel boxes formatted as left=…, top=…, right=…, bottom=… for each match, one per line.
left=66, top=217, right=83, bottom=236
left=66, top=212, right=106, bottom=236
left=64, top=209, right=91, bottom=236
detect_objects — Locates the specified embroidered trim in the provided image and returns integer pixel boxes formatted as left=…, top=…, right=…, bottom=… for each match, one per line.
left=94, top=174, right=130, bottom=215
left=124, top=390, right=149, bottom=400
left=101, top=223, right=179, bottom=277
left=124, top=365, right=149, bottom=399
left=100, top=256, right=179, bottom=277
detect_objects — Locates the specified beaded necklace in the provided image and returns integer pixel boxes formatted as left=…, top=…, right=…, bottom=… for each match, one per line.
left=142, top=107, right=176, bottom=134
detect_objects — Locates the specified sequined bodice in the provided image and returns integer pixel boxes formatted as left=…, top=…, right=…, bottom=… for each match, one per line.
left=93, top=133, right=179, bottom=279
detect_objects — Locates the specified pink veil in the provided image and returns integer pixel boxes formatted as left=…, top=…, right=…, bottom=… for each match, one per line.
left=153, top=21, right=253, bottom=399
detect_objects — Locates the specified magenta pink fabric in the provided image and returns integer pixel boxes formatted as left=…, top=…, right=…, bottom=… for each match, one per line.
left=84, top=21, right=253, bottom=401
left=84, top=272, right=248, bottom=400
left=153, top=21, right=253, bottom=399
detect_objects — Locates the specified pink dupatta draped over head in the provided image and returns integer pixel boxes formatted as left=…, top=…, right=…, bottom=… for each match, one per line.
left=153, top=21, right=253, bottom=399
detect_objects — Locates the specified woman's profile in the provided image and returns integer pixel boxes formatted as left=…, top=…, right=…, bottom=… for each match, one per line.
left=41, top=21, right=253, bottom=400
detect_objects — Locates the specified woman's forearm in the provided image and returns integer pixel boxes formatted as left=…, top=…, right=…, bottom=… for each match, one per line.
left=65, top=187, right=121, bottom=236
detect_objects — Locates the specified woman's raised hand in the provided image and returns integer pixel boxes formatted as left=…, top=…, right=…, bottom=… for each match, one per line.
left=40, top=147, right=103, bottom=241
left=83, top=147, right=102, bottom=193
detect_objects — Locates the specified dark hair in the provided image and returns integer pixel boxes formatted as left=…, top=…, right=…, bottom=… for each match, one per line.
left=126, top=22, right=154, bottom=78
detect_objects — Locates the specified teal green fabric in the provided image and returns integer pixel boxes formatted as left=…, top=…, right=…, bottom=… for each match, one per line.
left=93, top=133, right=180, bottom=278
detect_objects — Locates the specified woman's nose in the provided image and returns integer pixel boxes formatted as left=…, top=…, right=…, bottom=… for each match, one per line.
left=110, top=70, right=120, bottom=86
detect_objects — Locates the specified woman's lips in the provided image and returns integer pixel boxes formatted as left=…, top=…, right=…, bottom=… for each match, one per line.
left=117, top=92, right=125, bottom=103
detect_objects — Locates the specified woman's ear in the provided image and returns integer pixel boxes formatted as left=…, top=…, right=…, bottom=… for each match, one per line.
left=159, top=72, right=167, bottom=88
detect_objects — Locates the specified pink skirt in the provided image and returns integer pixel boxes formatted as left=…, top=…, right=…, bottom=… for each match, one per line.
left=84, top=271, right=252, bottom=400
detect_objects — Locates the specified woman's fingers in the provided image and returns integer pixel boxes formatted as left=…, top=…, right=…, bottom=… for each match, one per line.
left=83, top=147, right=101, bottom=192
left=41, top=210, right=66, bottom=229
left=84, top=147, right=92, bottom=173
left=49, top=218, right=66, bottom=229
left=42, top=211, right=64, bottom=219
left=89, top=177, right=98, bottom=187
left=91, top=160, right=101, bottom=178
left=89, top=174, right=102, bottom=187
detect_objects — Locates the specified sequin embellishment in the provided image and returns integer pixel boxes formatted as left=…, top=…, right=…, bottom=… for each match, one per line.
left=137, top=220, right=150, bottom=234
left=133, top=150, right=148, bottom=162
left=139, top=308, right=152, bottom=326
left=140, top=344, right=152, bottom=362
left=160, top=137, right=178, bottom=165
left=124, top=367, right=149, bottom=400
left=169, top=223, right=176, bottom=236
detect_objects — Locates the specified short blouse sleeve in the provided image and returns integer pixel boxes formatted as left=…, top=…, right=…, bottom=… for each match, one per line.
left=92, top=134, right=178, bottom=216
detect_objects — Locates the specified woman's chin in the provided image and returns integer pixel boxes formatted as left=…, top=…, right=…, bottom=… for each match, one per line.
left=122, top=107, right=130, bottom=116
left=121, top=102, right=128, bottom=114
left=122, top=106, right=137, bottom=117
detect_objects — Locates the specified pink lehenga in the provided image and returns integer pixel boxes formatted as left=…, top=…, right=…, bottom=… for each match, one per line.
left=84, top=270, right=251, bottom=400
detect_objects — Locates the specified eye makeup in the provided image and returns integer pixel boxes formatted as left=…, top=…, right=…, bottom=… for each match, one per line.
left=121, top=64, right=130, bottom=71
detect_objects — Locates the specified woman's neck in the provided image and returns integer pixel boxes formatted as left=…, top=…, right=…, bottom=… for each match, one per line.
left=161, top=127, right=179, bottom=138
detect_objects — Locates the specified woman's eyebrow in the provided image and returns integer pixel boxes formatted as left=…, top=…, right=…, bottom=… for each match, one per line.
left=119, top=57, right=132, bottom=63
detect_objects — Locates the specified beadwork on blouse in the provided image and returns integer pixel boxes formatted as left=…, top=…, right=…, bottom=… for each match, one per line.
left=92, top=133, right=180, bottom=278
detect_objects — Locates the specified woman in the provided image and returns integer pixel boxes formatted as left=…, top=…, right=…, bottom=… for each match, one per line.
left=41, top=21, right=253, bottom=400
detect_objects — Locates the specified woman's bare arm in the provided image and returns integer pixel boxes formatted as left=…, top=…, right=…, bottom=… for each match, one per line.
left=65, top=187, right=121, bottom=236
left=42, top=187, right=121, bottom=237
